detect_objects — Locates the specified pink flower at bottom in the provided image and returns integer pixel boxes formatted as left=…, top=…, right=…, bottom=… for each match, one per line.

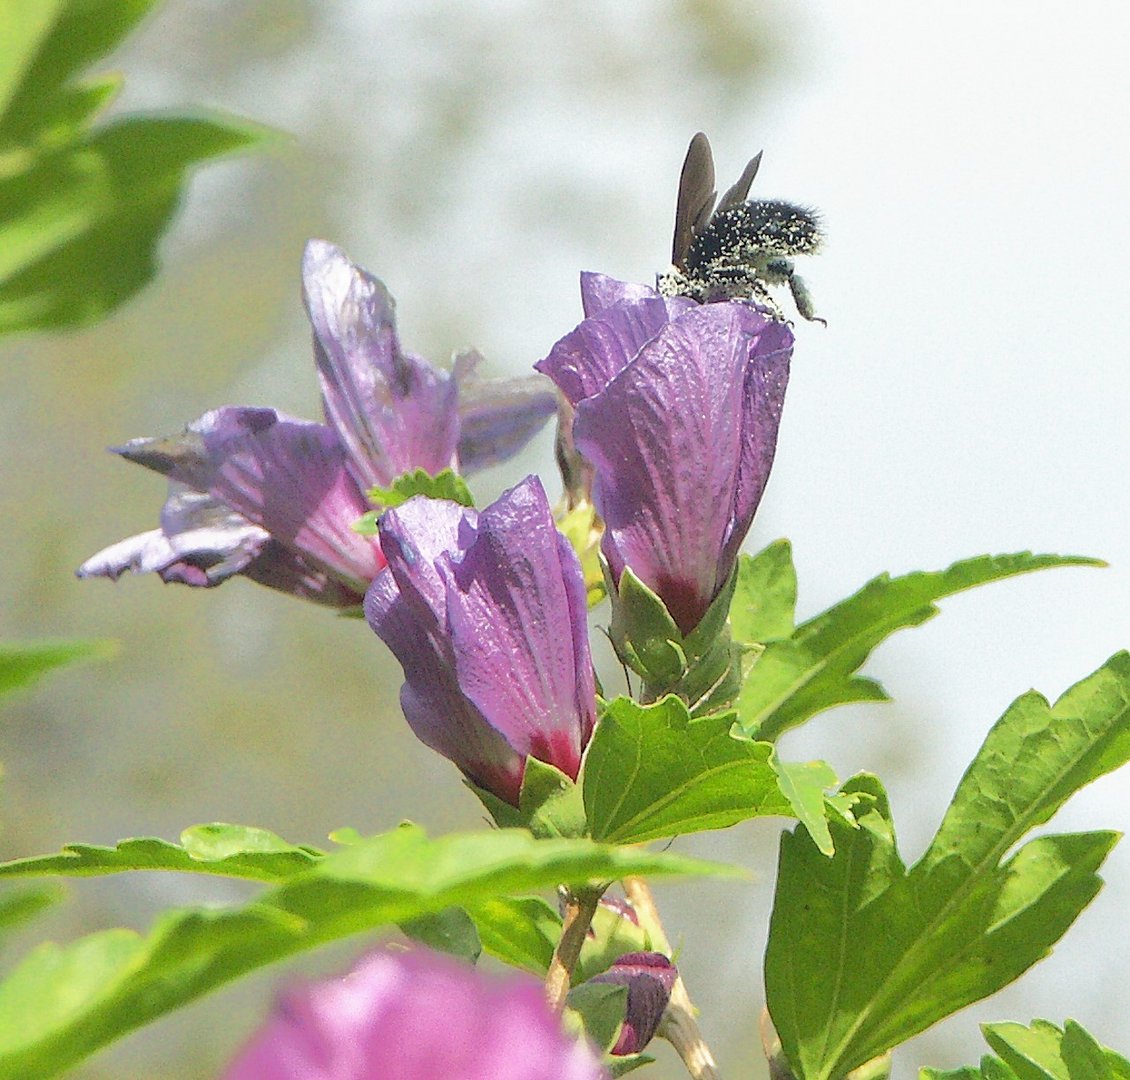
left=222, top=948, right=607, bottom=1080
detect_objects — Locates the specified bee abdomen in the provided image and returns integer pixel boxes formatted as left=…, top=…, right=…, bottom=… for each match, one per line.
left=688, top=200, right=823, bottom=270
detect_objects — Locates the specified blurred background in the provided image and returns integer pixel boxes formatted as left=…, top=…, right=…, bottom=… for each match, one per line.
left=1, top=2, right=1128, bottom=1076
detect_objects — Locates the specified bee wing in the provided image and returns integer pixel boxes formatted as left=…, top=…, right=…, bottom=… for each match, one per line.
left=672, top=132, right=716, bottom=269
left=717, top=150, right=763, bottom=213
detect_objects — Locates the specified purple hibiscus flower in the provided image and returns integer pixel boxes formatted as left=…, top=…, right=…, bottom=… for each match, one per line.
left=77, top=240, right=557, bottom=607
left=364, top=475, right=596, bottom=806
left=222, top=947, right=608, bottom=1080
left=536, top=272, right=792, bottom=636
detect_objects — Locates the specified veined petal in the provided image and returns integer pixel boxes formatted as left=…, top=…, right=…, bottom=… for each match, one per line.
left=444, top=477, right=597, bottom=781
left=721, top=319, right=792, bottom=574
left=302, top=239, right=459, bottom=489
left=115, top=407, right=382, bottom=593
left=77, top=487, right=269, bottom=588
left=579, top=272, right=660, bottom=317
left=573, top=303, right=778, bottom=634
left=223, top=948, right=607, bottom=1080
left=365, top=477, right=596, bottom=805
left=365, top=507, right=526, bottom=805
left=77, top=486, right=367, bottom=607
left=453, top=351, right=558, bottom=475
left=536, top=295, right=674, bottom=407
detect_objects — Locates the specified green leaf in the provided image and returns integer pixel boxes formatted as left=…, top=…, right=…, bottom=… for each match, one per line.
left=0, top=114, right=275, bottom=335
left=737, top=552, right=1103, bottom=741
left=731, top=540, right=797, bottom=643
left=465, top=895, right=560, bottom=975
left=0, top=824, right=735, bottom=1079
left=766, top=654, right=1130, bottom=1080
left=982, top=1019, right=1130, bottom=1080
left=0, top=885, right=64, bottom=944
left=0, top=639, right=114, bottom=698
left=368, top=468, right=474, bottom=509
left=582, top=695, right=798, bottom=844
left=0, top=825, right=323, bottom=884
left=770, top=757, right=842, bottom=857
left=923, top=1019, right=1130, bottom=1080
left=355, top=468, right=476, bottom=534
left=0, top=1, right=273, bottom=336
left=0, top=1, right=154, bottom=131
left=921, top=1063, right=1021, bottom=1080
left=398, top=907, right=481, bottom=964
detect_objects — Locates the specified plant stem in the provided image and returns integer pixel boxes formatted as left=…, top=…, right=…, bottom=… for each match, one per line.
left=545, top=886, right=603, bottom=1012
left=625, top=876, right=723, bottom=1080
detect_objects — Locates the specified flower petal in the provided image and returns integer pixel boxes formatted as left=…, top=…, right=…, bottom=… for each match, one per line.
left=77, top=486, right=268, bottom=588
left=453, top=351, right=558, bottom=475
left=223, top=948, right=607, bottom=1080
left=536, top=295, right=674, bottom=407
left=77, top=486, right=367, bottom=606
left=366, top=499, right=526, bottom=803
left=302, top=239, right=459, bottom=489
left=444, top=477, right=597, bottom=782
left=115, top=407, right=382, bottom=593
left=365, top=477, right=596, bottom=805
left=573, top=303, right=787, bottom=634
left=579, top=272, right=660, bottom=317
left=589, top=952, right=677, bottom=1056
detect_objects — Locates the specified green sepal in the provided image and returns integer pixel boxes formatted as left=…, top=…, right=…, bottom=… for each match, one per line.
left=608, top=1054, right=656, bottom=1076
left=368, top=467, right=474, bottom=509
left=608, top=564, right=684, bottom=683
left=564, top=981, right=628, bottom=1054
left=609, top=563, right=742, bottom=712
left=574, top=901, right=654, bottom=985
left=557, top=501, right=606, bottom=608
left=467, top=757, right=587, bottom=839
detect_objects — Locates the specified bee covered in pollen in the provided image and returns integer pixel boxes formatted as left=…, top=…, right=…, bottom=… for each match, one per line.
left=658, top=132, right=825, bottom=324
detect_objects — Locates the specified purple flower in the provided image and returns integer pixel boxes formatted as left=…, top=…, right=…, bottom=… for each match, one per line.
left=587, top=952, right=678, bottom=1056
left=536, top=273, right=791, bottom=636
left=77, top=241, right=557, bottom=607
left=222, top=948, right=608, bottom=1080
left=364, top=476, right=596, bottom=806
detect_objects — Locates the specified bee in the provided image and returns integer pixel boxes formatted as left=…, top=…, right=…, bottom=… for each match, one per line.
left=657, top=132, right=825, bottom=324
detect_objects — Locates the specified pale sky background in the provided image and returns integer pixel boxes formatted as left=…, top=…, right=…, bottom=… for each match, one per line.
left=0, top=3, right=1127, bottom=1077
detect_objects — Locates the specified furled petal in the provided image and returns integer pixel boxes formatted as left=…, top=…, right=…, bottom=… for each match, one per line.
left=365, top=476, right=596, bottom=806
left=366, top=498, right=527, bottom=802
left=571, top=303, right=789, bottom=634
left=537, top=276, right=699, bottom=407
left=588, top=953, right=677, bottom=1056
left=77, top=486, right=366, bottom=606
left=223, top=948, right=608, bottom=1080
left=579, top=272, right=661, bottom=317
left=444, top=477, right=597, bottom=782
left=115, top=406, right=382, bottom=593
left=453, top=351, right=558, bottom=475
left=536, top=294, right=674, bottom=408
left=77, top=486, right=268, bottom=588
left=302, top=239, right=459, bottom=489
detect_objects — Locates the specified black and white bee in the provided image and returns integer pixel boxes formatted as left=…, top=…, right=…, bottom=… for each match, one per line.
left=657, top=132, right=825, bottom=324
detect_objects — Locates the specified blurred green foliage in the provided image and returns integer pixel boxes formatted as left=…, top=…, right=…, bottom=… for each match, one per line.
left=0, top=0, right=272, bottom=337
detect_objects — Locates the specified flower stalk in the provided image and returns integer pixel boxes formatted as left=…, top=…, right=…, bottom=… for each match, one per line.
left=545, top=886, right=605, bottom=1013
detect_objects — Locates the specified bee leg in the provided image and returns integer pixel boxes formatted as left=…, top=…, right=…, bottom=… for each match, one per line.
left=787, top=271, right=826, bottom=326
